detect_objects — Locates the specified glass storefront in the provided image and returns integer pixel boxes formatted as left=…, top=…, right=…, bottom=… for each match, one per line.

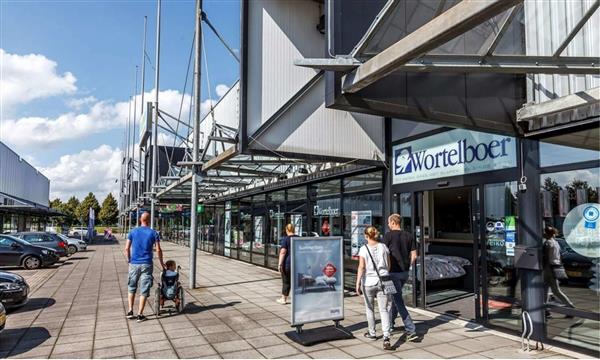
left=197, top=171, right=383, bottom=287
left=540, top=163, right=599, bottom=352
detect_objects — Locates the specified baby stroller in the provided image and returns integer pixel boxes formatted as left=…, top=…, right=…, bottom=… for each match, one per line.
left=154, top=266, right=185, bottom=315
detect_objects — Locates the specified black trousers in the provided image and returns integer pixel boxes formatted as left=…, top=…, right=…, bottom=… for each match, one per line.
left=281, top=269, right=291, bottom=296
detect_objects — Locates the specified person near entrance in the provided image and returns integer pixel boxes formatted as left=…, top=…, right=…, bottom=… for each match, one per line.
left=277, top=224, right=295, bottom=305
left=356, top=226, right=393, bottom=351
left=124, top=212, right=165, bottom=322
left=382, top=213, right=418, bottom=341
left=543, top=226, right=575, bottom=318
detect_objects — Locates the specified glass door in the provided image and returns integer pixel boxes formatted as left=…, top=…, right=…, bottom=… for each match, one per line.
left=416, top=187, right=481, bottom=321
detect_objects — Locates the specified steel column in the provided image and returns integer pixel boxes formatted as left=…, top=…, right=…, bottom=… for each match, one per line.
left=150, top=0, right=161, bottom=229
left=189, top=0, right=203, bottom=289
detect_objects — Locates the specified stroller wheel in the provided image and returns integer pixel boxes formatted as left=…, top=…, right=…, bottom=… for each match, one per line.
left=154, top=287, right=161, bottom=316
left=178, top=287, right=185, bottom=313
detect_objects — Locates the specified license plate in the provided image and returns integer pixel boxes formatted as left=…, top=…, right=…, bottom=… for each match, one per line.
left=566, top=271, right=582, bottom=277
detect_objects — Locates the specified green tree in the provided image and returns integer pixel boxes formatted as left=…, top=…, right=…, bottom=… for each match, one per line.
left=64, top=196, right=80, bottom=226
left=99, top=193, right=119, bottom=225
left=49, top=198, right=62, bottom=209
left=77, top=192, right=101, bottom=224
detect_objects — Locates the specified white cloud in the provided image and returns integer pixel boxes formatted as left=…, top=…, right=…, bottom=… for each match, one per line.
left=66, top=95, right=97, bottom=110
left=0, top=49, right=77, bottom=110
left=215, top=84, right=230, bottom=98
left=39, top=144, right=122, bottom=201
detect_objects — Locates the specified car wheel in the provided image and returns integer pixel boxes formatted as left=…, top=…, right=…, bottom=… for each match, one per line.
left=178, top=287, right=185, bottom=313
left=68, top=245, right=77, bottom=255
left=73, top=232, right=79, bottom=237
left=23, top=256, right=41, bottom=270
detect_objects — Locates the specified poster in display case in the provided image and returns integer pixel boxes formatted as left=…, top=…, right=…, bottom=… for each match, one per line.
left=291, top=237, right=344, bottom=326
left=351, top=211, right=372, bottom=258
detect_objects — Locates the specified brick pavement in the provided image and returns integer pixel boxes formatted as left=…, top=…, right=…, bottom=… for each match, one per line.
left=0, top=239, right=591, bottom=359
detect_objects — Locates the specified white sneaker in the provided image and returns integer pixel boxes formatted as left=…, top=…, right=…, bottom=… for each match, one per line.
left=276, top=298, right=286, bottom=305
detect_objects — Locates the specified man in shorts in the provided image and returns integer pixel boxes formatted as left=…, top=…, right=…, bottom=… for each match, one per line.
left=124, top=212, right=165, bottom=322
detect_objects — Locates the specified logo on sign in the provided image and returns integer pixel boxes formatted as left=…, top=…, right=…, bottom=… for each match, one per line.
left=394, top=137, right=511, bottom=176
left=583, top=205, right=599, bottom=229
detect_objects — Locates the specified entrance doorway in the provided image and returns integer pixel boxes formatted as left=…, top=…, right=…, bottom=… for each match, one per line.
left=415, top=186, right=481, bottom=321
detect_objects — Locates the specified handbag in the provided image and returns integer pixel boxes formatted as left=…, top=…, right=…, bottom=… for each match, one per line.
left=365, top=245, right=397, bottom=295
left=551, top=265, right=569, bottom=280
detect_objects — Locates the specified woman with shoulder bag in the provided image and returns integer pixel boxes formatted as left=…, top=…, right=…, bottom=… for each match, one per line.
left=356, top=226, right=393, bottom=350
left=543, top=226, right=575, bottom=318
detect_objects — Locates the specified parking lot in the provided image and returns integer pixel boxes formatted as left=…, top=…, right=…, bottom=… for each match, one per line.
left=0, top=238, right=590, bottom=359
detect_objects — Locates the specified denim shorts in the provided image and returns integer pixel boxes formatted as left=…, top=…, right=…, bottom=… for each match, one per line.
left=128, top=263, right=154, bottom=297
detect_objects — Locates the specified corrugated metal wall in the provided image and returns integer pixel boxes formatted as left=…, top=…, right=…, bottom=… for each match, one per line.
left=526, top=0, right=600, bottom=102
left=0, top=141, right=50, bottom=207
left=246, top=0, right=385, bottom=161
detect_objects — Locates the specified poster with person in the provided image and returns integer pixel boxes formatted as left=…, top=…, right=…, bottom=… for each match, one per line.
left=291, top=237, right=344, bottom=326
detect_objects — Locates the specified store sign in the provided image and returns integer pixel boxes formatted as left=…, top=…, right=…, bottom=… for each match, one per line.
left=291, top=237, right=344, bottom=326
left=392, top=129, right=516, bottom=184
left=563, top=203, right=600, bottom=259
left=313, top=205, right=340, bottom=216
left=351, top=211, right=372, bottom=257
left=224, top=201, right=231, bottom=256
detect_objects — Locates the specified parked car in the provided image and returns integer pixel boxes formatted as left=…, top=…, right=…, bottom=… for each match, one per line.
left=13, top=232, right=69, bottom=258
left=68, top=227, right=88, bottom=238
left=0, top=234, right=59, bottom=269
left=556, top=238, right=595, bottom=283
left=0, top=271, right=29, bottom=309
left=56, top=233, right=87, bottom=255
left=0, top=302, right=5, bottom=333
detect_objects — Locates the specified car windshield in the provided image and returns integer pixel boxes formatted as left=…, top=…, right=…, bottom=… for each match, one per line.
left=0, top=235, right=30, bottom=246
left=56, top=234, right=70, bottom=241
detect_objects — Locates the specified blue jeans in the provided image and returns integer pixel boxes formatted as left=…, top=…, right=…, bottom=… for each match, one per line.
left=389, top=272, right=416, bottom=333
left=128, top=263, right=154, bottom=297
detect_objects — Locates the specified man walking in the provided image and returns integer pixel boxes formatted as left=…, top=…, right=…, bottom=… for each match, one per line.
left=124, top=212, right=164, bottom=322
left=382, top=214, right=418, bottom=341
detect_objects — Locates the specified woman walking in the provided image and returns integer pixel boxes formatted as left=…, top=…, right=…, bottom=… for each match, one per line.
left=356, top=226, right=393, bottom=350
left=543, top=226, right=575, bottom=318
left=277, top=224, right=296, bottom=305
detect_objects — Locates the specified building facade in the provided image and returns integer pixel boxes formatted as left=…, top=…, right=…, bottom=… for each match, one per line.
left=0, top=141, right=53, bottom=233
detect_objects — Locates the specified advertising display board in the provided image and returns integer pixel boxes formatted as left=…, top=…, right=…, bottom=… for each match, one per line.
left=351, top=211, right=372, bottom=258
left=563, top=203, right=600, bottom=259
left=392, top=129, right=516, bottom=184
left=291, top=237, right=344, bottom=326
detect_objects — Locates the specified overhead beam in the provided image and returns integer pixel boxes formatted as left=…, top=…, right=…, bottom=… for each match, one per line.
left=516, top=87, right=600, bottom=122
left=350, top=0, right=401, bottom=58
left=553, top=0, right=600, bottom=57
left=294, top=58, right=360, bottom=72
left=396, top=55, right=600, bottom=75
left=155, top=172, right=193, bottom=198
left=343, top=0, right=522, bottom=93
left=207, top=136, right=236, bottom=144
left=202, top=146, right=238, bottom=171
left=217, top=165, right=282, bottom=177
left=479, top=3, right=522, bottom=57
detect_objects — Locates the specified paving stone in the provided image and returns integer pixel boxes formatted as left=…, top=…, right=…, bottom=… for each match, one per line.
left=170, top=335, right=209, bottom=348
left=247, top=334, right=287, bottom=348
left=426, top=343, right=473, bottom=358
left=203, top=331, right=243, bottom=344
left=166, top=326, right=201, bottom=339
left=136, top=349, right=178, bottom=358
left=94, top=328, right=130, bottom=341
left=49, top=350, right=93, bottom=359
left=93, top=334, right=132, bottom=349
left=51, top=340, right=93, bottom=354
left=133, top=339, right=173, bottom=354
left=220, top=349, right=265, bottom=359
left=257, top=343, right=300, bottom=358
left=9, top=345, right=54, bottom=359
left=393, top=348, right=442, bottom=359
left=307, top=348, right=354, bottom=359
left=175, top=344, right=218, bottom=359
left=341, top=343, right=387, bottom=358
left=212, top=339, right=253, bottom=354
left=131, top=331, right=168, bottom=344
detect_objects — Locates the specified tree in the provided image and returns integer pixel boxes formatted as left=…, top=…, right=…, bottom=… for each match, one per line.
left=49, top=198, right=62, bottom=209
left=77, top=192, right=100, bottom=224
left=64, top=196, right=80, bottom=226
left=99, top=193, right=119, bottom=225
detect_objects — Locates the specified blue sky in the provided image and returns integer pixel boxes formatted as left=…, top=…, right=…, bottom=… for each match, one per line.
left=0, top=0, right=240, bottom=200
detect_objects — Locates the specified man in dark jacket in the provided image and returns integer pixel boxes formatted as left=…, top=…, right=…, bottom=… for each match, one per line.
left=382, top=214, right=417, bottom=340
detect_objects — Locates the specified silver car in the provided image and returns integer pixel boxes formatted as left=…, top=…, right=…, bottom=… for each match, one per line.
left=56, top=234, right=87, bottom=255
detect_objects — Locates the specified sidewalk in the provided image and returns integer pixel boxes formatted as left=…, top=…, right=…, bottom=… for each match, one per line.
left=0, top=239, right=589, bottom=359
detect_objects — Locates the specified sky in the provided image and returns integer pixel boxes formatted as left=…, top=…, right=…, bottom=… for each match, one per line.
left=0, top=0, right=240, bottom=202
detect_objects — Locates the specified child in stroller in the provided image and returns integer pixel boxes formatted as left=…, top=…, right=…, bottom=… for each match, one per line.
left=154, top=260, right=184, bottom=315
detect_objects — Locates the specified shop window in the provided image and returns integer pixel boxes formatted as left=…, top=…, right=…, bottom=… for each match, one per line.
left=343, top=172, right=382, bottom=193
left=287, top=186, right=307, bottom=201
left=540, top=141, right=599, bottom=167
left=541, top=167, right=599, bottom=352
left=314, top=179, right=341, bottom=198
left=312, top=198, right=341, bottom=237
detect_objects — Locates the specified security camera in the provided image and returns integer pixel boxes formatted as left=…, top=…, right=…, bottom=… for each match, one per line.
left=518, top=182, right=527, bottom=193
